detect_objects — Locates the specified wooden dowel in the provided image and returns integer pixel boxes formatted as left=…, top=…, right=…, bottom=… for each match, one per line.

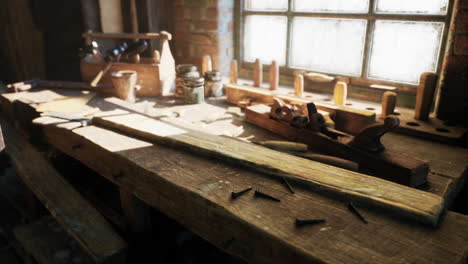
left=414, top=72, right=437, bottom=121
left=381, top=91, right=397, bottom=118
left=333, top=81, right=347, bottom=105
left=294, top=74, right=304, bottom=97
left=230, top=60, right=238, bottom=84
left=253, top=59, right=262, bottom=88
left=202, top=55, right=213, bottom=76
left=269, top=60, right=279, bottom=91
left=152, top=50, right=160, bottom=64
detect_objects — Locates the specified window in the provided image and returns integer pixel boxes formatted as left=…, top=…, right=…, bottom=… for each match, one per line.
left=240, top=0, right=450, bottom=85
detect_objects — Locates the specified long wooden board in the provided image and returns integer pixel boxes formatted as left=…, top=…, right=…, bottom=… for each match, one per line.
left=92, top=111, right=444, bottom=226
left=0, top=118, right=127, bottom=263
left=225, top=83, right=376, bottom=134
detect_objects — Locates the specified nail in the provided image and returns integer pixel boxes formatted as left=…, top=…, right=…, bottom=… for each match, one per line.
left=231, top=187, right=252, bottom=199
left=295, top=218, right=326, bottom=227
left=348, top=202, right=368, bottom=224
left=282, top=177, right=295, bottom=194
left=254, top=190, right=281, bottom=202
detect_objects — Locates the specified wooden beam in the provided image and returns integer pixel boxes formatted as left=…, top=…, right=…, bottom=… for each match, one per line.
left=92, top=111, right=443, bottom=226
left=1, top=118, right=127, bottom=263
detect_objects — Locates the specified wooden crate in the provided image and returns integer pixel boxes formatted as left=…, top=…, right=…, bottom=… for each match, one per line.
left=81, top=58, right=161, bottom=96
left=80, top=32, right=176, bottom=96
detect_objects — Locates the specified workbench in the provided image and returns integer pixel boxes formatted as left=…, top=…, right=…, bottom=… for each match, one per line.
left=1, top=88, right=468, bottom=264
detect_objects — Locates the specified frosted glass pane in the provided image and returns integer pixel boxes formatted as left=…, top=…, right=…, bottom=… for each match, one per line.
left=245, top=0, right=288, bottom=11
left=368, top=21, right=444, bottom=84
left=243, top=15, right=287, bottom=65
left=294, top=0, right=369, bottom=13
left=375, top=0, right=448, bottom=15
left=290, top=18, right=367, bottom=76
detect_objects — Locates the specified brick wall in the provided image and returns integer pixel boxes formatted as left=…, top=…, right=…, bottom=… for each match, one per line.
left=436, top=0, right=468, bottom=124
left=170, top=0, right=234, bottom=75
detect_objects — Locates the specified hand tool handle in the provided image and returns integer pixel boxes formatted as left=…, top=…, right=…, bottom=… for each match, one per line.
left=253, top=58, right=262, bottom=88
left=381, top=91, right=397, bottom=118
left=269, top=60, right=279, bottom=91
left=414, top=72, right=437, bottom=121
left=91, top=63, right=113, bottom=87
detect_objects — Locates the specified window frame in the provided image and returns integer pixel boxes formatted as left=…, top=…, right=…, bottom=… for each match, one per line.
left=235, top=0, right=453, bottom=93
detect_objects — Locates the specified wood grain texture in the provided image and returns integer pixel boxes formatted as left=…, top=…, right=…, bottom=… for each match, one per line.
left=3, top=90, right=468, bottom=264
left=1, top=119, right=127, bottom=264
left=414, top=72, right=437, bottom=121
left=225, top=83, right=376, bottom=134
left=35, top=120, right=468, bottom=264
left=92, top=111, right=441, bottom=225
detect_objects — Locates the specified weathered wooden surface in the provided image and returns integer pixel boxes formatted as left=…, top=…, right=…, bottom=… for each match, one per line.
left=0, top=118, right=127, bottom=263
left=14, top=216, right=94, bottom=264
left=2, top=89, right=468, bottom=263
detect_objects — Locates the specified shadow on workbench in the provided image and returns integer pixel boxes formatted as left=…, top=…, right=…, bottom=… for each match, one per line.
left=0, top=151, right=245, bottom=264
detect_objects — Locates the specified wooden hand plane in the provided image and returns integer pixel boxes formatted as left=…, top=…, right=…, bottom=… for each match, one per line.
left=245, top=98, right=428, bottom=187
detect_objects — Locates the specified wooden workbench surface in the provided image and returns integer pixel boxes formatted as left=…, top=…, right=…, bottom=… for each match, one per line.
left=1, top=89, right=468, bottom=264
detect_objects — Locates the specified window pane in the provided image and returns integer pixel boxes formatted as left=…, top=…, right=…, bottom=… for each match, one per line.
left=368, top=21, right=444, bottom=84
left=294, top=0, right=369, bottom=13
left=243, top=15, right=287, bottom=65
left=290, top=17, right=367, bottom=76
left=245, top=0, right=288, bottom=11
left=375, top=0, right=448, bottom=15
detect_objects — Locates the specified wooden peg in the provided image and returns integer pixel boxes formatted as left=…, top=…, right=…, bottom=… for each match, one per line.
left=269, top=60, right=279, bottom=91
left=414, top=72, right=437, bottom=121
left=230, top=60, right=238, bottom=84
left=253, top=59, right=262, bottom=87
left=151, top=50, right=160, bottom=64
left=294, top=74, right=304, bottom=97
left=202, top=55, right=213, bottom=76
left=333, top=81, right=347, bottom=105
left=381, top=91, right=397, bottom=118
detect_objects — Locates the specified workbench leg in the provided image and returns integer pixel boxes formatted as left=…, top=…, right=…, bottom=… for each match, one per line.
left=119, top=188, right=152, bottom=235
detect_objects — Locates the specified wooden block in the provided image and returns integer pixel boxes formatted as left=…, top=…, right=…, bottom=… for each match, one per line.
left=333, top=81, right=347, bottom=105
left=414, top=72, right=437, bottom=121
left=253, top=59, right=263, bottom=88
left=92, top=111, right=441, bottom=226
left=294, top=74, right=304, bottom=97
left=1, top=119, right=127, bottom=263
left=14, top=216, right=94, bottom=264
left=381, top=91, right=397, bottom=118
left=269, top=60, right=279, bottom=91
left=230, top=60, right=238, bottom=84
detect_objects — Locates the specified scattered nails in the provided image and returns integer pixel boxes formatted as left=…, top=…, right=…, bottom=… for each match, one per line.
left=348, top=202, right=368, bottom=224
left=295, top=218, right=326, bottom=227
left=282, top=177, right=295, bottom=194
left=254, top=190, right=281, bottom=202
left=231, top=187, right=252, bottom=199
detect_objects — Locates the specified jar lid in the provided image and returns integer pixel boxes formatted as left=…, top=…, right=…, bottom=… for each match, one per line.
left=178, top=71, right=200, bottom=78
left=176, top=64, right=197, bottom=74
left=204, top=70, right=220, bottom=78
left=184, top=77, right=205, bottom=86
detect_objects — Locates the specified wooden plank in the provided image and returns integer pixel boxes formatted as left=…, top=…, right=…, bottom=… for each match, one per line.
left=245, top=104, right=428, bottom=187
left=14, top=216, right=94, bottom=264
left=225, top=83, right=376, bottom=134
left=34, top=120, right=468, bottom=264
left=92, top=111, right=443, bottom=226
left=0, top=119, right=127, bottom=264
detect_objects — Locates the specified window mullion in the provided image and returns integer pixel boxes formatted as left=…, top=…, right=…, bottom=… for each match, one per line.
left=286, top=0, right=293, bottom=68
left=361, top=0, right=376, bottom=79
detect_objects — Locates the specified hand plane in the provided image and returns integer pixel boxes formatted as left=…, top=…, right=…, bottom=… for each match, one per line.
left=245, top=97, right=428, bottom=187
